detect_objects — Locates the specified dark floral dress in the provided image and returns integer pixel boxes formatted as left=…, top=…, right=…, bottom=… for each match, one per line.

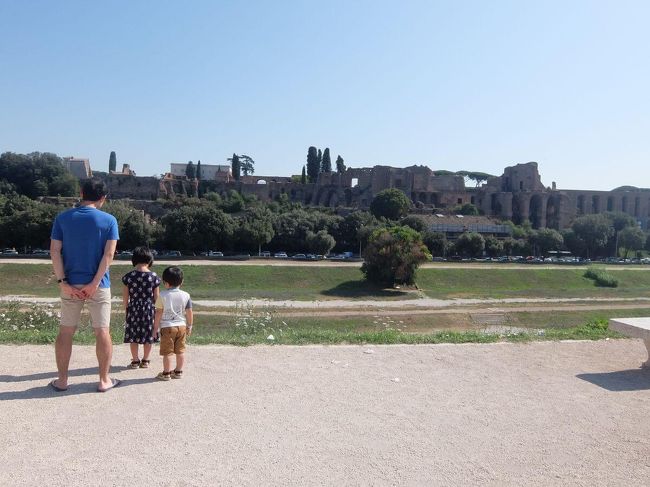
left=122, top=270, right=161, bottom=344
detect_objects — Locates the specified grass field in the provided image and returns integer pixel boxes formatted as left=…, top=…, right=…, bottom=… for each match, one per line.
left=2, top=263, right=650, bottom=301
left=1, top=262, right=648, bottom=345
left=0, top=302, right=636, bottom=345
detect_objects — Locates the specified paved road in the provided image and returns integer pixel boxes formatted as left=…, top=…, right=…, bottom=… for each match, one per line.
left=1, top=341, right=649, bottom=486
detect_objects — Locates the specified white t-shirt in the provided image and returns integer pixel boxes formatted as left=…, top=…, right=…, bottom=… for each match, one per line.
left=156, top=288, right=192, bottom=328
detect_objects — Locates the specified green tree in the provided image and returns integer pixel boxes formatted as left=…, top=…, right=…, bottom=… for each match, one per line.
left=0, top=152, right=78, bottom=198
left=161, top=206, right=235, bottom=253
left=335, top=155, right=345, bottom=174
left=571, top=214, right=613, bottom=258
left=196, top=160, right=202, bottom=180
left=306, top=230, right=336, bottom=255
left=422, top=231, right=448, bottom=257
left=361, top=226, right=431, bottom=286
left=455, top=203, right=479, bottom=215
left=321, top=148, right=332, bottom=173
left=484, top=236, right=503, bottom=257
left=103, top=201, right=152, bottom=250
left=307, top=146, right=319, bottom=183
left=185, top=161, right=196, bottom=179
left=370, top=188, right=411, bottom=220
left=618, top=226, right=646, bottom=258
left=0, top=195, right=61, bottom=249
left=236, top=206, right=275, bottom=254
left=301, top=166, right=306, bottom=184
left=604, top=212, right=636, bottom=256
left=332, top=210, right=378, bottom=252
left=400, top=215, right=427, bottom=233
left=109, top=151, right=117, bottom=172
left=239, top=155, right=255, bottom=176
left=453, top=232, right=485, bottom=258
left=529, top=228, right=563, bottom=256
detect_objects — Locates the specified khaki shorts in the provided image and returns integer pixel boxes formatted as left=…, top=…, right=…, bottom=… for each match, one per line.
left=60, top=287, right=112, bottom=328
left=159, top=326, right=187, bottom=356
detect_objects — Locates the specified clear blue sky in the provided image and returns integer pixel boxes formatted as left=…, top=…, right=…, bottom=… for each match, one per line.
left=1, top=0, right=649, bottom=190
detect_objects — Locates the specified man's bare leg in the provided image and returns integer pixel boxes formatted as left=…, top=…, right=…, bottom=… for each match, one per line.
left=94, top=327, right=114, bottom=390
left=54, top=326, right=76, bottom=389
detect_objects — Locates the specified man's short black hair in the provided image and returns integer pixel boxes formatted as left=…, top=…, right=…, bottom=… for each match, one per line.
left=162, top=266, right=183, bottom=287
left=81, top=180, right=108, bottom=202
left=131, top=246, right=154, bottom=267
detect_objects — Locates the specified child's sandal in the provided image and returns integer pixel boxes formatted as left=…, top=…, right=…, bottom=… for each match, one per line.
left=171, top=370, right=183, bottom=379
left=156, top=371, right=172, bottom=381
left=128, top=359, right=141, bottom=369
left=139, top=359, right=151, bottom=369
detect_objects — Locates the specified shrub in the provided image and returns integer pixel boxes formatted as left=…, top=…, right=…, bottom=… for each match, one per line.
left=361, top=226, right=431, bottom=286
left=584, top=267, right=619, bottom=287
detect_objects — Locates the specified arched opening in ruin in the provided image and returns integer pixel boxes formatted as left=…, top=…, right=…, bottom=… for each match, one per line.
left=344, top=189, right=352, bottom=206
left=256, top=179, right=267, bottom=185
left=512, top=196, right=523, bottom=225
left=351, top=178, right=358, bottom=188
left=491, top=195, right=502, bottom=216
left=622, top=196, right=628, bottom=213
left=591, top=195, right=600, bottom=213
left=607, top=197, right=614, bottom=211
left=577, top=194, right=585, bottom=215
left=530, top=194, right=544, bottom=229
left=635, top=197, right=640, bottom=217
left=546, top=195, right=561, bottom=230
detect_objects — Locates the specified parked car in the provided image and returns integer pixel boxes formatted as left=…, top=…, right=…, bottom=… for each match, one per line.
left=274, top=252, right=288, bottom=258
left=1, top=249, right=18, bottom=255
left=31, top=249, right=50, bottom=256
left=292, top=253, right=307, bottom=260
left=201, top=251, right=223, bottom=257
left=260, top=251, right=271, bottom=257
left=163, top=251, right=181, bottom=257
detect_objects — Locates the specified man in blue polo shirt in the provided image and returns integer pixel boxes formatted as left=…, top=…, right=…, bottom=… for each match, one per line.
left=50, top=180, right=120, bottom=393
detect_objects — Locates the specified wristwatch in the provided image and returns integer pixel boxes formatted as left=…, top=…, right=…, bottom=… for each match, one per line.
left=57, top=277, right=68, bottom=284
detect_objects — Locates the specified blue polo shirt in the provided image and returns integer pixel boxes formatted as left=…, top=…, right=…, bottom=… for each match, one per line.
left=51, top=206, right=119, bottom=288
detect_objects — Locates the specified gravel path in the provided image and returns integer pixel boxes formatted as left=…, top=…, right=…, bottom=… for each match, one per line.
left=1, top=341, right=649, bottom=486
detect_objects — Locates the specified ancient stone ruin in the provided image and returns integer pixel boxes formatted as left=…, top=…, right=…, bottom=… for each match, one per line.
left=88, top=161, right=649, bottom=231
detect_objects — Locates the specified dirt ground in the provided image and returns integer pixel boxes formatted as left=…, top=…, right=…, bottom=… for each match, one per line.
left=1, top=341, right=649, bottom=486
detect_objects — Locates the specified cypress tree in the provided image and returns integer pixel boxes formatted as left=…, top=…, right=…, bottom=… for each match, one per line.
left=321, top=148, right=332, bottom=172
left=186, top=160, right=196, bottom=179
left=336, top=155, right=346, bottom=173
left=196, top=160, right=202, bottom=180
left=231, top=153, right=241, bottom=180
left=109, top=151, right=117, bottom=172
left=307, top=146, right=319, bottom=183
left=301, top=165, right=306, bottom=184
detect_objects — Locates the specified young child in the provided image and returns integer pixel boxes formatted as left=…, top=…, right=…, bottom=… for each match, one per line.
left=153, top=266, right=193, bottom=380
left=122, top=247, right=161, bottom=369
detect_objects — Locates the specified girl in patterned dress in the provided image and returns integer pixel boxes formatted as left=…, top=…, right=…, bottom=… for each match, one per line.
left=122, top=247, right=161, bottom=369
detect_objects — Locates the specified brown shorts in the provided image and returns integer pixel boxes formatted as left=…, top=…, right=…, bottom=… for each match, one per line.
left=159, top=326, right=187, bottom=356
left=60, top=287, right=112, bottom=328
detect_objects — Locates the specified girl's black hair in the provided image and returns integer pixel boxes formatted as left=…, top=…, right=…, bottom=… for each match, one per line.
left=131, top=246, right=154, bottom=267
left=162, top=266, right=183, bottom=287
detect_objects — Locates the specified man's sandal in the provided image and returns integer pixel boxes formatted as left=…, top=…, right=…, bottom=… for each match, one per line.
left=171, top=370, right=183, bottom=379
left=139, top=359, right=151, bottom=369
left=128, top=359, right=141, bottom=369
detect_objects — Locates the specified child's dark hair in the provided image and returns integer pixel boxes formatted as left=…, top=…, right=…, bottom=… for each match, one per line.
left=162, top=266, right=183, bottom=287
left=81, top=179, right=108, bottom=202
left=131, top=246, right=154, bottom=267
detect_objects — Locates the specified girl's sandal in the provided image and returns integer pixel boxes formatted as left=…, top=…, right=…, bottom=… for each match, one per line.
left=171, top=370, right=183, bottom=379
left=139, top=359, right=151, bottom=369
left=128, top=359, right=141, bottom=369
